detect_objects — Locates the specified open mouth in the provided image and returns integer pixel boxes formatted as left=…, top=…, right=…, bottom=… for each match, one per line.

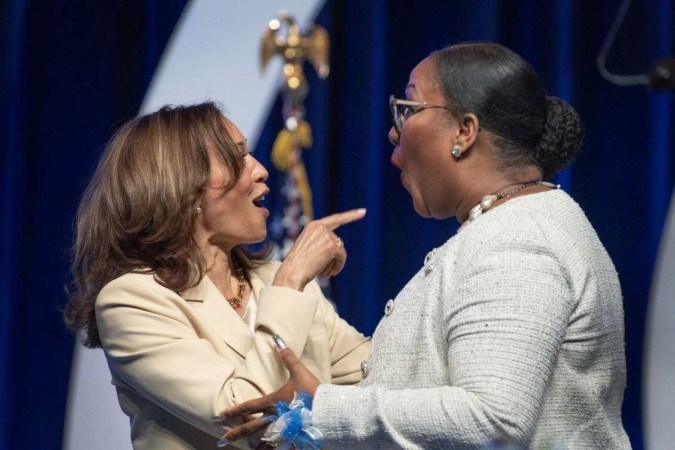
left=252, top=192, right=267, bottom=208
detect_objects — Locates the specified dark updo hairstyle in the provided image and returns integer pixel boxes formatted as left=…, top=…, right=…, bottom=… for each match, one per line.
left=431, top=42, right=584, bottom=178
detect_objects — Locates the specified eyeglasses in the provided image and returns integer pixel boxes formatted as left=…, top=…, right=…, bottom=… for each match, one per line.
left=389, top=95, right=454, bottom=134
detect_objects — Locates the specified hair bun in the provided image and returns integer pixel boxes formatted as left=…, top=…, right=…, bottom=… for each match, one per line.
left=534, top=97, right=584, bottom=178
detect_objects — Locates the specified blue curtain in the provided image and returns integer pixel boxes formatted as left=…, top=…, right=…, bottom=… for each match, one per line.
left=1, top=1, right=672, bottom=449
left=0, top=1, right=187, bottom=448
left=255, top=1, right=675, bottom=448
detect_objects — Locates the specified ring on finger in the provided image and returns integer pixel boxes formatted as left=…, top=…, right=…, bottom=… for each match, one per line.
left=336, top=237, right=343, bottom=248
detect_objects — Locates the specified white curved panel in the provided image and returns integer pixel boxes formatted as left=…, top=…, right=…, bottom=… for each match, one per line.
left=63, top=343, right=130, bottom=450
left=644, top=188, right=675, bottom=450
left=140, top=0, right=325, bottom=142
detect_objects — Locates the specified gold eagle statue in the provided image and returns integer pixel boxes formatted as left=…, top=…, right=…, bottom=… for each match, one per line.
left=260, top=13, right=330, bottom=94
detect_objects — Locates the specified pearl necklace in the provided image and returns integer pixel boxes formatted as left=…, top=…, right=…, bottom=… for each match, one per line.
left=422, top=181, right=559, bottom=276
left=226, top=267, right=248, bottom=307
left=462, top=180, right=560, bottom=227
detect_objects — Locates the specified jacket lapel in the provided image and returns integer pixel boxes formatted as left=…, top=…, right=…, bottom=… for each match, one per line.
left=248, top=265, right=272, bottom=301
left=180, top=275, right=254, bottom=358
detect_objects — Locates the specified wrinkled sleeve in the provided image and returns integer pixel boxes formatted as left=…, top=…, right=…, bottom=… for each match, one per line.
left=96, top=276, right=320, bottom=440
left=312, top=235, right=574, bottom=449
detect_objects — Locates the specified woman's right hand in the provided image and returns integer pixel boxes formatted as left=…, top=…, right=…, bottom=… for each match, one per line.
left=217, top=344, right=321, bottom=445
left=272, top=208, right=366, bottom=291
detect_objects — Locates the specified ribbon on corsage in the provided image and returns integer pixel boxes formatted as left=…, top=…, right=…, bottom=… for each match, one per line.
left=261, top=391, right=323, bottom=450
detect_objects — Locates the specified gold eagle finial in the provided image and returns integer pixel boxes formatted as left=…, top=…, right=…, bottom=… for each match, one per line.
left=261, top=13, right=329, bottom=96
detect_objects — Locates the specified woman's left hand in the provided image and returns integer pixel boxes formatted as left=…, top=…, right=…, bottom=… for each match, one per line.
left=217, top=346, right=321, bottom=443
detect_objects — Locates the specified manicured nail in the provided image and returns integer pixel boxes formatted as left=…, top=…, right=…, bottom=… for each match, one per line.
left=357, top=208, right=367, bottom=214
left=272, top=334, right=287, bottom=350
left=211, top=415, right=226, bottom=423
left=217, top=438, right=229, bottom=447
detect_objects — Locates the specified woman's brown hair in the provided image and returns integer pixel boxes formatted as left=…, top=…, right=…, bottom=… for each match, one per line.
left=64, top=102, right=269, bottom=348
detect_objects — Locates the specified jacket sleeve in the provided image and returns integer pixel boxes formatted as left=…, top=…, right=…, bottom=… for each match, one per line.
left=311, top=233, right=575, bottom=449
left=96, top=275, right=322, bottom=440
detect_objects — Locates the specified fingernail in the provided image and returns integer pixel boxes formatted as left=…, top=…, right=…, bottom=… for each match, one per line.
left=357, top=208, right=367, bottom=214
left=211, top=415, right=226, bottom=423
left=217, top=438, right=229, bottom=447
left=272, top=334, right=287, bottom=350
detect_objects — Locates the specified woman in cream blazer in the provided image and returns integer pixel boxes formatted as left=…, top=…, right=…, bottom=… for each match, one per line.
left=97, top=262, right=368, bottom=449
left=65, top=102, right=369, bottom=449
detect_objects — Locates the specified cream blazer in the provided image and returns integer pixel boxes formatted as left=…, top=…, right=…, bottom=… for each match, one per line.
left=96, top=261, right=370, bottom=449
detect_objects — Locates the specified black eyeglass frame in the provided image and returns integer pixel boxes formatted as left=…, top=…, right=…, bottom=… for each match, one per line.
left=389, top=95, right=455, bottom=134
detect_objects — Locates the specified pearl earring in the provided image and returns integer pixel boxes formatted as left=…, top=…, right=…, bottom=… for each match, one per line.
left=451, top=144, right=463, bottom=159
left=195, top=206, right=202, bottom=215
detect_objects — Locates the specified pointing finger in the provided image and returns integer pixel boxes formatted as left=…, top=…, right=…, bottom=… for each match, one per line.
left=318, top=208, right=366, bottom=231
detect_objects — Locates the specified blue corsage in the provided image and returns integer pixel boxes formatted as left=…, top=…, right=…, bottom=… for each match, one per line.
left=261, top=391, right=323, bottom=450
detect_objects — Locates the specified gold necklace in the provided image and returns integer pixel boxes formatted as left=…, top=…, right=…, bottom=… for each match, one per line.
left=226, top=267, right=247, bottom=307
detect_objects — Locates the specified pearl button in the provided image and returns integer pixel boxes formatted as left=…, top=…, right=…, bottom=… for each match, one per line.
left=360, top=360, right=369, bottom=379
left=384, top=299, right=394, bottom=316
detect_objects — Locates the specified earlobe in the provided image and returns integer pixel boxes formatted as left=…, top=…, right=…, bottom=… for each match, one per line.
left=456, top=113, right=480, bottom=150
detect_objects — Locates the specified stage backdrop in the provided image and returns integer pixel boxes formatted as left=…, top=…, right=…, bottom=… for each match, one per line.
left=1, top=1, right=674, bottom=449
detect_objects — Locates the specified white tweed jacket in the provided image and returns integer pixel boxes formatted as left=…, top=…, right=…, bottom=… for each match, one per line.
left=313, top=190, right=631, bottom=449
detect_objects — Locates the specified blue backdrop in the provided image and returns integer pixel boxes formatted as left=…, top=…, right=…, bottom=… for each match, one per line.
left=1, top=1, right=673, bottom=448
left=0, top=1, right=187, bottom=448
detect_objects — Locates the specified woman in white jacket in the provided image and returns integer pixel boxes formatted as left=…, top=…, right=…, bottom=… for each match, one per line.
left=222, top=42, right=631, bottom=449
